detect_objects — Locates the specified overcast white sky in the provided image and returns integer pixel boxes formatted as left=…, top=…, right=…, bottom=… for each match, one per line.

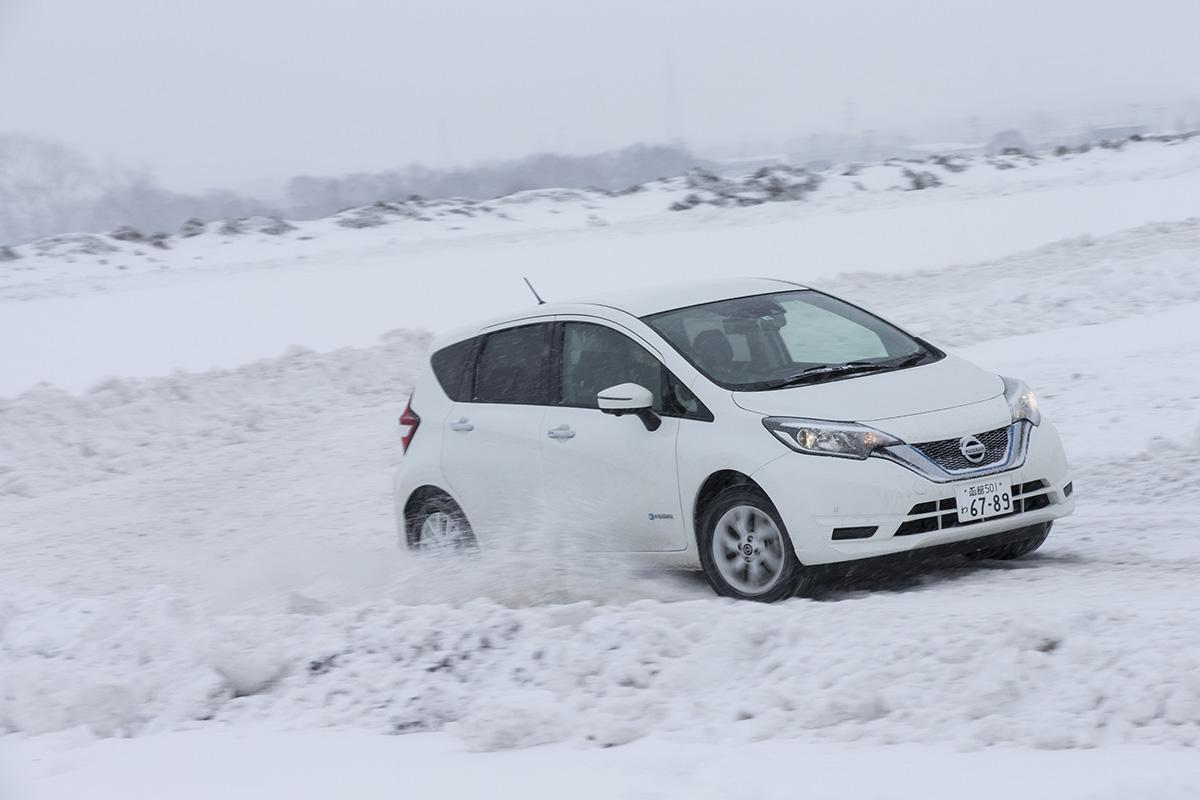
left=1, top=0, right=1198, bottom=192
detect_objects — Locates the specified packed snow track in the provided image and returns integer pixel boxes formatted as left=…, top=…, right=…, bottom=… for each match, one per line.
left=2, top=227, right=1199, bottom=756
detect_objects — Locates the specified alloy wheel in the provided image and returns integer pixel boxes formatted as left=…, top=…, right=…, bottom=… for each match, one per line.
left=419, top=510, right=468, bottom=551
left=711, top=504, right=787, bottom=595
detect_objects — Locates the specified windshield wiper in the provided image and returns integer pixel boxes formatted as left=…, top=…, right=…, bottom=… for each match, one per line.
left=766, top=361, right=889, bottom=389
left=766, top=352, right=928, bottom=390
left=800, top=360, right=887, bottom=376
left=884, top=351, right=928, bottom=370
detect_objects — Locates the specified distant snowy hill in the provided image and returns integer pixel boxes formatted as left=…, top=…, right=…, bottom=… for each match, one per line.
left=4, top=133, right=1200, bottom=299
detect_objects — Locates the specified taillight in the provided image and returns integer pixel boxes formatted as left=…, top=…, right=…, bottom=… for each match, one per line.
left=399, top=398, right=420, bottom=453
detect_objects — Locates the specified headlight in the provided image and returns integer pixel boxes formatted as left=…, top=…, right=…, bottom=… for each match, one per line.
left=1002, top=376, right=1041, bottom=427
left=762, top=417, right=901, bottom=459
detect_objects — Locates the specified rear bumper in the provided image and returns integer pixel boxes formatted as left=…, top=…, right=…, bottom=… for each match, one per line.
left=751, top=419, right=1075, bottom=566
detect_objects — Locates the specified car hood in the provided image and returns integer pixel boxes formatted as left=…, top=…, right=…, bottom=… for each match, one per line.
left=731, top=354, right=1004, bottom=422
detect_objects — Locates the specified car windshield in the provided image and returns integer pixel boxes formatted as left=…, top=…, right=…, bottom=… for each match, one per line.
left=643, top=289, right=939, bottom=391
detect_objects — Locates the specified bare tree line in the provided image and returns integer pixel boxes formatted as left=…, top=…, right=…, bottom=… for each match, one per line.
left=285, top=143, right=698, bottom=217
left=0, top=134, right=274, bottom=246
left=0, top=134, right=699, bottom=246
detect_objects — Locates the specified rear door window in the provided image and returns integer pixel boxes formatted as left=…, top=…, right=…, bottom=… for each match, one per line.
left=472, top=323, right=553, bottom=404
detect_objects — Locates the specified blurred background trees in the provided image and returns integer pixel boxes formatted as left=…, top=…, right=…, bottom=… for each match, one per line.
left=0, top=134, right=699, bottom=245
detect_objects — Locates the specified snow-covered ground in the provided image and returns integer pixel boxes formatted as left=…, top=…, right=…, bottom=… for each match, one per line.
left=8, top=732, right=1200, bottom=800
left=2, top=142, right=1199, bottom=797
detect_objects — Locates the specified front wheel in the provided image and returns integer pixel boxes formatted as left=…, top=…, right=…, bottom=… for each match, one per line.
left=697, top=485, right=808, bottom=602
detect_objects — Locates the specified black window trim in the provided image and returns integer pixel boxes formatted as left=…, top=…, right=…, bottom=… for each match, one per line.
left=551, top=320, right=713, bottom=422
left=463, top=334, right=484, bottom=401
left=430, top=336, right=481, bottom=401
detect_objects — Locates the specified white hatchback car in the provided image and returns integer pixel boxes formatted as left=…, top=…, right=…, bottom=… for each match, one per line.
left=394, top=278, right=1075, bottom=601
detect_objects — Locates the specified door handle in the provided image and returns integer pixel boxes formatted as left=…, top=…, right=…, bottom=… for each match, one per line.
left=449, top=418, right=474, bottom=432
left=546, top=424, right=576, bottom=440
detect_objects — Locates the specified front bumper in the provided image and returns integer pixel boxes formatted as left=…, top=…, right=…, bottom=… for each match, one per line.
left=750, top=419, right=1075, bottom=566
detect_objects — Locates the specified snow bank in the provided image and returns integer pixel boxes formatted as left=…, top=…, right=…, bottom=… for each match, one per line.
left=830, top=219, right=1200, bottom=347
left=0, top=330, right=427, bottom=500
left=3, top=419, right=1198, bottom=749
left=3, top=547, right=1199, bottom=750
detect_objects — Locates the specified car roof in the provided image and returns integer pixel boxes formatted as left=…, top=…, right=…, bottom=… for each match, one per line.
left=430, top=277, right=808, bottom=349
left=564, top=276, right=805, bottom=318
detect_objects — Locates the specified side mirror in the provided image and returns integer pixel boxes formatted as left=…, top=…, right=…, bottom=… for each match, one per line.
left=597, top=382, right=652, bottom=412
left=597, top=383, right=661, bottom=431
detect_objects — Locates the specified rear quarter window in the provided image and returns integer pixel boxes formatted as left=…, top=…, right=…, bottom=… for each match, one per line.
left=430, top=338, right=476, bottom=401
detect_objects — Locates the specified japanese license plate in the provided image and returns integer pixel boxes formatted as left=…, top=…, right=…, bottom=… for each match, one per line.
left=955, top=478, right=1013, bottom=523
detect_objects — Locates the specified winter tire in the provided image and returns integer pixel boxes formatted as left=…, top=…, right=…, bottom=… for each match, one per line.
left=697, top=485, right=808, bottom=601
left=409, top=493, right=478, bottom=553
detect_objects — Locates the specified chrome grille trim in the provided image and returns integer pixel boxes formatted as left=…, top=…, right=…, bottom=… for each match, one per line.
left=912, top=425, right=1010, bottom=471
left=871, top=421, right=1031, bottom=483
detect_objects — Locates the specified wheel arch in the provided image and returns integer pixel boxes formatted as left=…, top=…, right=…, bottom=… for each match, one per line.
left=402, top=484, right=458, bottom=549
left=692, top=470, right=766, bottom=545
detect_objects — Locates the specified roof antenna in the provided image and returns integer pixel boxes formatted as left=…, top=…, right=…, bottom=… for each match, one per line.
left=522, top=276, right=546, bottom=305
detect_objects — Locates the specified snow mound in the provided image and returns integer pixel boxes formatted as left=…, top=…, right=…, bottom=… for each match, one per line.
left=830, top=219, right=1200, bottom=346
left=1079, top=433, right=1200, bottom=501
left=4, top=430, right=1199, bottom=747
left=30, top=234, right=118, bottom=257
left=669, top=166, right=824, bottom=209
left=216, top=216, right=297, bottom=236
left=0, top=330, right=428, bottom=500
left=3, top=572, right=1199, bottom=749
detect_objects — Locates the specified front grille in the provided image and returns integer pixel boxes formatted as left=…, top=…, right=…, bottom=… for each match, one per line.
left=895, top=479, right=1052, bottom=536
left=911, top=425, right=1010, bottom=472
left=895, top=516, right=938, bottom=536
left=1023, top=491, right=1051, bottom=512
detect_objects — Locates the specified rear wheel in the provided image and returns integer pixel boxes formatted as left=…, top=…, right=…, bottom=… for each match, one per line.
left=697, top=485, right=808, bottom=602
left=963, top=522, right=1051, bottom=561
left=408, top=493, right=477, bottom=553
